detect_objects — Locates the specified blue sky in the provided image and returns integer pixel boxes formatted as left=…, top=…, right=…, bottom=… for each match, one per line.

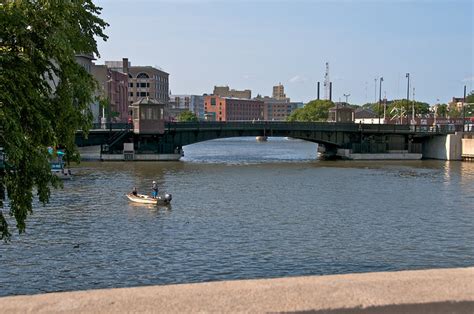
left=95, top=0, right=473, bottom=105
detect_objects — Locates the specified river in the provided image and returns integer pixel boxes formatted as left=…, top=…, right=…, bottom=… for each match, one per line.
left=0, top=137, right=473, bottom=296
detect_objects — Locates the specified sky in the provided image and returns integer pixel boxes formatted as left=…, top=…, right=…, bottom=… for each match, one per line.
left=94, top=0, right=473, bottom=105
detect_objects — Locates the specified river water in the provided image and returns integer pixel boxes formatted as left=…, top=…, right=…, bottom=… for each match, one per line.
left=1, top=137, right=473, bottom=296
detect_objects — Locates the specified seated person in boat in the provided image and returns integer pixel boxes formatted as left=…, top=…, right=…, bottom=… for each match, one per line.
left=132, top=187, right=138, bottom=196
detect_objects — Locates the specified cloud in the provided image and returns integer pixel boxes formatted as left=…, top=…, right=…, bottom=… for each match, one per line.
left=462, top=76, right=474, bottom=82
left=289, top=75, right=307, bottom=83
left=243, top=74, right=252, bottom=80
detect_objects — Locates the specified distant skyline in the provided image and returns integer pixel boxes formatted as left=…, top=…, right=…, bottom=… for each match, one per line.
left=95, top=0, right=473, bottom=105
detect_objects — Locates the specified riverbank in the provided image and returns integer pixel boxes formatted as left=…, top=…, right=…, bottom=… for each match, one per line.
left=1, top=267, right=472, bottom=313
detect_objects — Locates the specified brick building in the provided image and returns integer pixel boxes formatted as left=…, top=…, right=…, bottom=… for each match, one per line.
left=105, top=58, right=169, bottom=107
left=204, top=96, right=263, bottom=121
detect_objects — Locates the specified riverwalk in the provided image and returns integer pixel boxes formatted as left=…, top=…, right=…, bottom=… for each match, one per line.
left=1, top=267, right=472, bottom=313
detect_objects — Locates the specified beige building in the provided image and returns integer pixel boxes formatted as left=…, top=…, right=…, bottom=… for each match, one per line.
left=272, top=83, right=287, bottom=100
left=213, top=86, right=251, bottom=99
left=328, top=104, right=355, bottom=123
left=105, top=58, right=169, bottom=107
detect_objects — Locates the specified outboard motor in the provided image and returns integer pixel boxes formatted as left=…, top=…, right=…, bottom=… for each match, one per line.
left=164, top=193, right=172, bottom=203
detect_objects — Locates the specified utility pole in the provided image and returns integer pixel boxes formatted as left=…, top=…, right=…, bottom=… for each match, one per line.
left=378, top=77, right=383, bottom=124
left=405, top=73, right=410, bottom=125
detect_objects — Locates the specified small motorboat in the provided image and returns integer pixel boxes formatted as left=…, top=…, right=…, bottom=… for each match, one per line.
left=126, top=193, right=172, bottom=205
left=50, top=162, right=72, bottom=180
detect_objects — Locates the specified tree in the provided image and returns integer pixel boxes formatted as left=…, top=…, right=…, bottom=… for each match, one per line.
left=435, top=104, right=448, bottom=118
left=177, top=110, right=198, bottom=122
left=465, top=91, right=474, bottom=117
left=287, top=100, right=334, bottom=122
left=0, top=1, right=108, bottom=241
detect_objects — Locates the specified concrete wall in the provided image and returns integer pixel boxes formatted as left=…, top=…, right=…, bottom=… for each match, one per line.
left=422, top=133, right=463, bottom=160
left=1, top=267, right=472, bottom=313
left=462, top=138, right=474, bottom=158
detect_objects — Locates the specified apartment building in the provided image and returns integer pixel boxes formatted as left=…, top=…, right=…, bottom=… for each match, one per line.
left=204, top=96, right=263, bottom=121
left=272, top=83, right=288, bottom=100
left=105, top=58, right=169, bottom=106
left=91, top=64, right=129, bottom=123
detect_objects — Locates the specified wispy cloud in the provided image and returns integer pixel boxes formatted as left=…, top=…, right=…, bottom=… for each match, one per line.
left=289, top=75, right=307, bottom=83
left=462, top=76, right=474, bottom=82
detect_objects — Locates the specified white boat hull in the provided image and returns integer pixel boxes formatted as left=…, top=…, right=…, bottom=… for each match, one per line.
left=126, top=193, right=172, bottom=205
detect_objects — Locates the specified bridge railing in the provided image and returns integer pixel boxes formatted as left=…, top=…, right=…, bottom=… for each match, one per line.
left=90, top=123, right=131, bottom=131
left=166, top=121, right=456, bottom=134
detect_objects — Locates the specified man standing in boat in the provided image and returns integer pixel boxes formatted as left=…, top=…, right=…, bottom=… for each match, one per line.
left=152, top=181, right=159, bottom=199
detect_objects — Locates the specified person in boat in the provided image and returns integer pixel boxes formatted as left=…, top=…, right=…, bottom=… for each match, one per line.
left=151, top=181, right=158, bottom=199
left=132, top=187, right=138, bottom=196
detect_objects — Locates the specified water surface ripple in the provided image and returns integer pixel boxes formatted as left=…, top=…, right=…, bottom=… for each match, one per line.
left=1, top=138, right=473, bottom=296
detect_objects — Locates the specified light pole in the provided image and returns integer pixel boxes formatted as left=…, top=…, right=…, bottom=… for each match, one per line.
left=463, top=85, right=466, bottom=131
left=374, top=77, right=378, bottom=103
left=411, top=87, right=415, bottom=125
left=378, top=77, right=383, bottom=124
left=343, top=93, right=350, bottom=104
left=405, top=73, right=410, bottom=125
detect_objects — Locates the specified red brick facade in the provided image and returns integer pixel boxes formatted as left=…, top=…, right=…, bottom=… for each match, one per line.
left=204, top=96, right=264, bottom=121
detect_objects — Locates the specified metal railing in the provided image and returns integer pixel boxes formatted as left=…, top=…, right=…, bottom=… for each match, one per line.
left=165, top=121, right=456, bottom=134
left=90, top=123, right=131, bottom=130
left=87, top=121, right=460, bottom=135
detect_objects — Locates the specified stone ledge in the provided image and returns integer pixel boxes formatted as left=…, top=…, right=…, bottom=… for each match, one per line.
left=1, top=267, right=473, bottom=313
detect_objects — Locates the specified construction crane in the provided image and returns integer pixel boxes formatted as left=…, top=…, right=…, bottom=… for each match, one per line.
left=323, top=62, right=330, bottom=100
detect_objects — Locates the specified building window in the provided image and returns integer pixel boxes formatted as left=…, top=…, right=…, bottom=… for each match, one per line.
left=137, top=73, right=150, bottom=79
left=129, top=92, right=133, bottom=97
left=129, top=82, right=133, bottom=87
left=211, top=98, right=216, bottom=106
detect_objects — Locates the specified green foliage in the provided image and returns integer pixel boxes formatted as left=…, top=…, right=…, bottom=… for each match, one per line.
left=436, top=104, right=448, bottom=118
left=287, top=99, right=334, bottom=122
left=466, top=91, right=474, bottom=104
left=466, top=91, right=474, bottom=117
left=0, top=1, right=108, bottom=241
left=177, top=110, right=199, bottom=122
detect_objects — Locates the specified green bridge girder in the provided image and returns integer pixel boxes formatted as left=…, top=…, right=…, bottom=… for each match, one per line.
left=76, top=121, right=454, bottom=155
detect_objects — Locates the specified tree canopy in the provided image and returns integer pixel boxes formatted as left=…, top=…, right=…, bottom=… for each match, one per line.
left=177, top=110, right=199, bottom=122
left=287, top=100, right=334, bottom=122
left=0, top=1, right=108, bottom=241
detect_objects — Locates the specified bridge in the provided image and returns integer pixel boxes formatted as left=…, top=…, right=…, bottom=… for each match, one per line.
left=75, top=121, right=458, bottom=160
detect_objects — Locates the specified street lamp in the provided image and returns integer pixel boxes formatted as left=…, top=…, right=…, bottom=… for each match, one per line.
left=343, top=93, right=350, bottom=104
left=374, top=77, right=378, bottom=103
left=411, top=87, right=415, bottom=125
left=463, top=85, right=466, bottom=131
left=405, top=73, right=410, bottom=125
left=378, top=77, right=383, bottom=124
